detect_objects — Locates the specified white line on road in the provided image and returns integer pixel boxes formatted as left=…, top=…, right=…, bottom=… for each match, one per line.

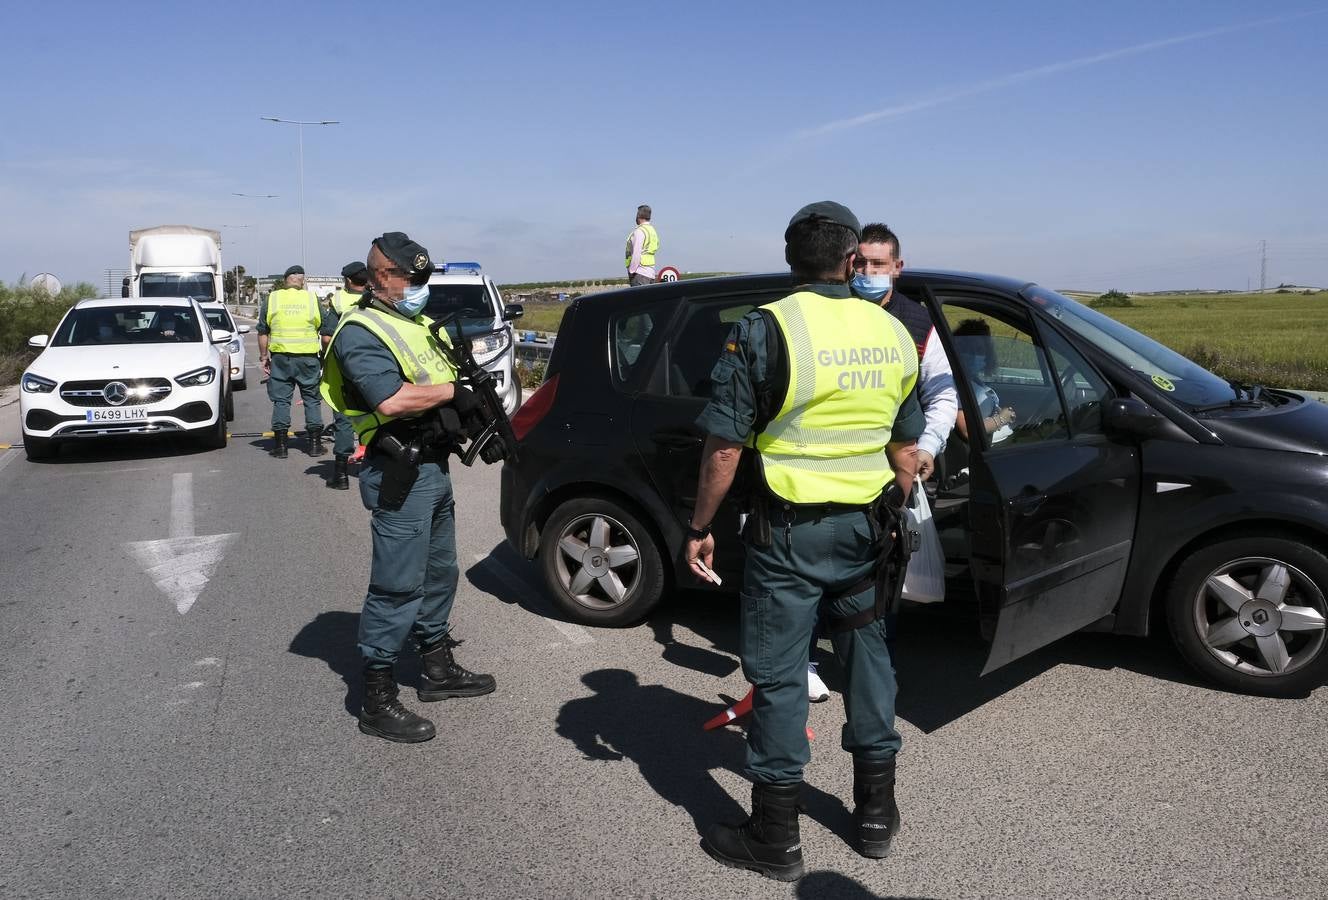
left=472, top=553, right=594, bottom=645
left=0, top=448, right=19, bottom=477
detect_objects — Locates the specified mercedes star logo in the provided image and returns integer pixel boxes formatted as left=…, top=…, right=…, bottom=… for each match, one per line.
left=103, top=381, right=129, bottom=406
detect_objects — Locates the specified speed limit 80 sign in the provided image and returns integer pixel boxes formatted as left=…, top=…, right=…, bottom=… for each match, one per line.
left=656, top=266, right=681, bottom=283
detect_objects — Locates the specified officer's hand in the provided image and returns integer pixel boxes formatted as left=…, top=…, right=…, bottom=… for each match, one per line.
left=916, top=450, right=935, bottom=481
left=685, top=535, right=716, bottom=583
left=261, top=356, right=271, bottom=375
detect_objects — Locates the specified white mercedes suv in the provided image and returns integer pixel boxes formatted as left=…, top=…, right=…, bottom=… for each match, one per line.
left=425, top=262, right=523, bottom=415
left=20, top=297, right=233, bottom=460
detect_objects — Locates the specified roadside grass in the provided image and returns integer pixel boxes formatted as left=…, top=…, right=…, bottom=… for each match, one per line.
left=0, top=281, right=98, bottom=387
left=1103, top=292, right=1328, bottom=391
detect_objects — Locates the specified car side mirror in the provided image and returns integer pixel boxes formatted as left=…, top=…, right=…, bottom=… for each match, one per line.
left=237, top=324, right=251, bottom=334
left=503, top=303, right=524, bottom=321
left=28, top=334, right=49, bottom=349
left=210, top=328, right=232, bottom=343
left=1104, top=396, right=1164, bottom=438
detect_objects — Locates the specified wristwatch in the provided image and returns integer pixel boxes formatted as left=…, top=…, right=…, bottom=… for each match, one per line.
left=685, top=522, right=711, bottom=541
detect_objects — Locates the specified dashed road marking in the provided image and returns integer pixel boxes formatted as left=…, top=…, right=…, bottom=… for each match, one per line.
left=472, top=553, right=594, bottom=645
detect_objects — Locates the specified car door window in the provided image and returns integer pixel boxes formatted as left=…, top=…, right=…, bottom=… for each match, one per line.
left=938, top=297, right=1068, bottom=448
left=611, top=307, right=662, bottom=384
left=654, top=300, right=761, bottom=399
left=1041, top=325, right=1112, bottom=437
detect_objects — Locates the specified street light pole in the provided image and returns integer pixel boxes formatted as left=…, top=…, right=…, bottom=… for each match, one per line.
left=232, top=194, right=279, bottom=300
left=259, top=117, right=340, bottom=273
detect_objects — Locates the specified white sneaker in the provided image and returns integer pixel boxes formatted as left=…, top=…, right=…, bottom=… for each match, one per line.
left=808, top=663, right=830, bottom=702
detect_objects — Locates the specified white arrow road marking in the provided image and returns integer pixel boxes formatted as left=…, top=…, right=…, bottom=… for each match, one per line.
left=125, top=473, right=238, bottom=615
left=472, top=553, right=594, bottom=645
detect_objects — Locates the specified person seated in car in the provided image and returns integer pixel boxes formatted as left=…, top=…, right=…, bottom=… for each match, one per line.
left=952, top=319, right=1015, bottom=444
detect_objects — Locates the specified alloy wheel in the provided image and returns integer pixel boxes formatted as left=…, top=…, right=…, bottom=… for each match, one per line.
left=552, top=513, right=642, bottom=611
left=1192, top=556, right=1327, bottom=678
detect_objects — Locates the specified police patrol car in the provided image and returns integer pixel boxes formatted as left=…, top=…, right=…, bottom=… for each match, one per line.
left=425, top=262, right=523, bottom=416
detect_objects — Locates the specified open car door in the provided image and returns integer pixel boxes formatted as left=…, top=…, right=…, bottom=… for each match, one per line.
left=923, top=285, right=1142, bottom=674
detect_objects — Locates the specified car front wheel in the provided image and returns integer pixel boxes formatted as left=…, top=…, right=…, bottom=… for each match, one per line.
left=539, top=497, right=665, bottom=626
left=1166, top=535, right=1328, bottom=697
left=198, top=392, right=228, bottom=451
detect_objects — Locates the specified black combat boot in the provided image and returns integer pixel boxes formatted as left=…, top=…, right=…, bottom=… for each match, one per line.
left=417, top=636, right=497, bottom=701
left=307, top=424, right=326, bottom=457
left=853, top=757, right=901, bottom=858
left=327, top=454, right=350, bottom=490
left=702, top=782, right=804, bottom=882
left=270, top=428, right=288, bottom=459
left=358, top=665, right=436, bottom=743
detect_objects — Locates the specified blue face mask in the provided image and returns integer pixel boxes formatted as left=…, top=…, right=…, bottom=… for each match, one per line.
left=960, top=352, right=988, bottom=375
left=395, top=283, right=430, bottom=317
left=851, top=272, right=892, bottom=301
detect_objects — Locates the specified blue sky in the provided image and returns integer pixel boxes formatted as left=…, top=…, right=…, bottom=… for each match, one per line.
left=1, top=0, right=1325, bottom=291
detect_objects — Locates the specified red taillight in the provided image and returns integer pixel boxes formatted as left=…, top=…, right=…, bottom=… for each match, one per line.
left=511, top=372, right=559, bottom=441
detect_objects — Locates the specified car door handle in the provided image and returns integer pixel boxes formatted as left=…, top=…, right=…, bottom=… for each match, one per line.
left=653, top=429, right=704, bottom=450
left=1008, top=492, right=1047, bottom=514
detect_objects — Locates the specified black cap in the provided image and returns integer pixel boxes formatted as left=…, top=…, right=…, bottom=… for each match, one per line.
left=373, top=231, right=432, bottom=285
left=341, top=260, right=368, bottom=280
left=283, top=264, right=305, bottom=278
left=784, top=201, right=861, bottom=241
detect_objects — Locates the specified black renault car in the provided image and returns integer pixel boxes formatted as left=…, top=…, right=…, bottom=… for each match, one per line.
left=500, top=272, right=1328, bottom=696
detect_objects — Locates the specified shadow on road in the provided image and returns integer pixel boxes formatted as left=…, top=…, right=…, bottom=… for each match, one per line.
left=797, top=871, right=939, bottom=899
left=26, top=434, right=220, bottom=465
left=288, top=610, right=363, bottom=717
left=555, top=668, right=853, bottom=843
left=465, top=542, right=573, bottom=623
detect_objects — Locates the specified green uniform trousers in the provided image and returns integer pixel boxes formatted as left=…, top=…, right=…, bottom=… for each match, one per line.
left=266, top=352, right=324, bottom=432
left=739, top=505, right=901, bottom=785
left=330, top=410, right=356, bottom=456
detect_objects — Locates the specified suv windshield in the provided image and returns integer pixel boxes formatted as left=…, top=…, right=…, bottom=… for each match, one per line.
left=426, top=283, right=493, bottom=322
left=139, top=273, right=216, bottom=302
left=54, top=306, right=203, bottom=346
left=1025, top=286, right=1239, bottom=409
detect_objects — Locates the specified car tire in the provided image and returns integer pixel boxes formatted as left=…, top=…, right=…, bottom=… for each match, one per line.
left=539, top=496, right=665, bottom=626
left=199, top=393, right=229, bottom=451
left=224, top=388, right=235, bottom=422
left=1165, top=535, right=1328, bottom=697
left=23, top=434, right=56, bottom=461
left=234, top=376, right=247, bottom=392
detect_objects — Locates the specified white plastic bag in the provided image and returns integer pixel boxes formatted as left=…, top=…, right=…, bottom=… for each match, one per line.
left=901, top=486, right=946, bottom=604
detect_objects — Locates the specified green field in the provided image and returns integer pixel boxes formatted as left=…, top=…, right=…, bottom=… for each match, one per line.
left=511, top=290, right=1328, bottom=392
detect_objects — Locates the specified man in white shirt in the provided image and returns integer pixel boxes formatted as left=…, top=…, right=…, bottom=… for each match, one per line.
left=625, top=204, right=660, bottom=286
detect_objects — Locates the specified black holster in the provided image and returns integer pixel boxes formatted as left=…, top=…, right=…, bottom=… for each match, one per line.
left=824, top=487, right=915, bottom=633
left=374, top=433, right=422, bottom=510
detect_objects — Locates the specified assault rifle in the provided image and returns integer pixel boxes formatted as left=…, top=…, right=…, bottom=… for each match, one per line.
left=429, top=314, right=520, bottom=466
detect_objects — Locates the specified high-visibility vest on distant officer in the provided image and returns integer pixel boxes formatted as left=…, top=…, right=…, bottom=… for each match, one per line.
left=625, top=222, right=659, bottom=269
left=754, top=292, right=918, bottom=506
left=265, top=287, right=322, bottom=354
left=320, top=304, right=457, bottom=444
left=332, top=289, right=361, bottom=316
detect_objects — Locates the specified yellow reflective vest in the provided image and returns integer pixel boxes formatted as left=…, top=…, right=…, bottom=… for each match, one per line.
left=624, top=222, right=659, bottom=268
left=320, top=304, right=457, bottom=445
left=754, top=291, right=918, bottom=505
left=265, top=287, right=322, bottom=354
left=332, top=289, right=362, bottom=316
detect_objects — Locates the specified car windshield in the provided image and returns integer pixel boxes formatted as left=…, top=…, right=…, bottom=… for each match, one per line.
left=426, top=284, right=493, bottom=322
left=53, top=306, right=203, bottom=346
left=1025, top=286, right=1239, bottom=408
left=202, top=309, right=234, bottom=333
left=139, top=272, right=216, bottom=302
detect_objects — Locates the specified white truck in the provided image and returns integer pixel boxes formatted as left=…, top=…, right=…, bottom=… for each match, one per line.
left=128, top=225, right=223, bottom=304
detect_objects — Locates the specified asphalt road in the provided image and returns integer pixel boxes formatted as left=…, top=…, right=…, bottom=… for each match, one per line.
left=1, top=333, right=1325, bottom=900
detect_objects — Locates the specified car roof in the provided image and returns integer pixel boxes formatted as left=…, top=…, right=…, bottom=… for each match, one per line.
left=569, top=269, right=1038, bottom=309
left=74, top=297, right=197, bottom=309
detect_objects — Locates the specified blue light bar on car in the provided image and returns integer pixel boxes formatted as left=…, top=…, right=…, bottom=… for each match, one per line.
left=440, top=261, right=482, bottom=273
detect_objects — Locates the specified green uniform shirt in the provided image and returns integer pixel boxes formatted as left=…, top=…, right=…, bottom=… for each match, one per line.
left=696, top=282, right=925, bottom=445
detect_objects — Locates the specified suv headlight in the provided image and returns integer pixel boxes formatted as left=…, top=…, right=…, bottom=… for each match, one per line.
left=225, top=338, right=242, bottom=355
left=470, top=329, right=512, bottom=366
left=21, top=373, right=56, bottom=393
left=174, top=366, right=217, bottom=387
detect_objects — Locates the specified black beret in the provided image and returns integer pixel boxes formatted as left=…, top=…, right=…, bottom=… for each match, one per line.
left=341, top=260, right=368, bottom=279
left=283, top=264, right=305, bottom=277
left=373, top=231, right=432, bottom=284
left=784, top=201, right=861, bottom=241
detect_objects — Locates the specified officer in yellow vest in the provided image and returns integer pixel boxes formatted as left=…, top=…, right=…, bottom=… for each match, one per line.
left=625, top=204, right=660, bottom=286
left=320, top=232, right=495, bottom=744
left=258, top=265, right=332, bottom=458
left=687, top=202, right=923, bottom=880
left=319, top=261, right=370, bottom=489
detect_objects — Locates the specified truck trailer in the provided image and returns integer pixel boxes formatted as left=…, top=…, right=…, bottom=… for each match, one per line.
left=128, top=225, right=223, bottom=303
